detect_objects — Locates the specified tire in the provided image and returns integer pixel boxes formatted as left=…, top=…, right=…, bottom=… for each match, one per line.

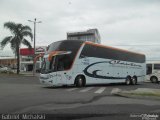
left=150, top=76, right=158, bottom=83
left=125, top=77, right=131, bottom=85
left=132, top=76, right=137, bottom=85
left=75, top=76, right=84, bottom=87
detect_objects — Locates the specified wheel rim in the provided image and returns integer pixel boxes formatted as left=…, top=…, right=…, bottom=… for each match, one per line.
left=78, top=78, right=83, bottom=86
left=132, top=78, right=136, bottom=85
left=152, top=77, right=157, bottom=83
left=126, top=78, right=130, bottom=85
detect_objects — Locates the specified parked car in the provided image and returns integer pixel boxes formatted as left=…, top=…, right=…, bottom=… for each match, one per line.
left=0, top=67, right=9, bottom=72
left=36, top=68, right=41, bottom=73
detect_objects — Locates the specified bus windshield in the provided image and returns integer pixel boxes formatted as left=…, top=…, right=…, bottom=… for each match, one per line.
left=41, top=54, right=72, bottom=74
left=41, top=56, right=56, bottom=73
left=41, top=40, right=83, bottom=74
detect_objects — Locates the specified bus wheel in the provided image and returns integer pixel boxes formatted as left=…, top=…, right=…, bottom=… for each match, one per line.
left=75, top=76, right=85, bottom=87
left=150, top=76, right=158, bottom=83
left=132, top=76, right=137, bottom=85
left=125, top=77, right=131, bottom=85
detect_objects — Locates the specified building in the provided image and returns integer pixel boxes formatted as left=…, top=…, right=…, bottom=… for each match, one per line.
left=0, top=56, right=17, bottom=68
left=0, top=43, right=17, bottom=68
left=0, top=45, right=46, bottom=72
left=67, top=28, right=101, bottom=43
left=20, top=46, right=47, bottom=72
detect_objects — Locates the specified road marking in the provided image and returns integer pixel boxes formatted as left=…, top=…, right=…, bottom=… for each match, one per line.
left=67, top=88, right=78, bottom=91
left=94, top=87, right=106, bottom=94
left=80, top=87, right=94, bottom=92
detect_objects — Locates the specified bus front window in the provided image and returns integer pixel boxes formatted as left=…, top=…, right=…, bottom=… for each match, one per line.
left=50, top=56, right=56, bottom=71
left=56, top=54, right=72, bottom=71
left=41, top=57, right=56, bottom=73
left=41, top=54, right=72, bottom=74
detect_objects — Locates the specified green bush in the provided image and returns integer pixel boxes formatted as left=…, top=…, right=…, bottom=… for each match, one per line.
left=0, top=71, right=7, bottom=73
left=0, top=70, right=15, bottom=74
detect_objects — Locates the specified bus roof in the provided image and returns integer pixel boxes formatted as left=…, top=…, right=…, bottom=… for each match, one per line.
left=85, top=41, right=145, bottom=56
left=48, top=40, right=145, bottom=57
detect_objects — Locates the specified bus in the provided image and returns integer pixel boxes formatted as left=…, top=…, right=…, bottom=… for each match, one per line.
left=40, top=40, right=146, bottom=87
left=146, top=62, right=160, bottom=83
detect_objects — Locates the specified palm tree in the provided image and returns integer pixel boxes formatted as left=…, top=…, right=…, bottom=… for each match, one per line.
left=1, top=22, right=33, bottom=74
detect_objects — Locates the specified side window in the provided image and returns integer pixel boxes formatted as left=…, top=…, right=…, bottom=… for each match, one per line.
left=56, top=56, right=65, bottom=71
left=80, top=44, right=145, bottom=63
left=63, top=55, right=72, bottom=70
left=56, top=55, right=72, bottom=71
left=146, top=64, right=152, bottom=75
left=80, top=44, right=94, bottom=58
left=154, top=64, right=160, bottom=70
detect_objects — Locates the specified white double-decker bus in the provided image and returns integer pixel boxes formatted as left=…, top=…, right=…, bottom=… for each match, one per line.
left=40, top=40, right=146, bottom=87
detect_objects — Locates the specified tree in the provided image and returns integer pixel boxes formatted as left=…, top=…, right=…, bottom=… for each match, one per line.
left=1, top=22, right=33, bottom=74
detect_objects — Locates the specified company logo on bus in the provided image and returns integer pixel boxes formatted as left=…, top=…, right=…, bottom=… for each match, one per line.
left=109, top=60, right=142, bottom=67
left=83, top=60, right=142, bottom=79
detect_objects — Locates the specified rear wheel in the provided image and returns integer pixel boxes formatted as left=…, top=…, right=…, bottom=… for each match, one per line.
left=132, top=76, right=137, bottom=85
left=125, top=77, right=132, bottom=85
left=150, top=76, right=158, bottom=83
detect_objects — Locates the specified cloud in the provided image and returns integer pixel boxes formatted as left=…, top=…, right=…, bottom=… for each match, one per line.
left=0, top=0, right=160, bottom=60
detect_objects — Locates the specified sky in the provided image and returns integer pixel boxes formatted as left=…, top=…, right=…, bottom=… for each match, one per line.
left=0, top=0, right=160, bottom=61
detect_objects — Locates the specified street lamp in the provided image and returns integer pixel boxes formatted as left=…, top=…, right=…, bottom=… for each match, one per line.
left=28, top=18, right=42, bottom=75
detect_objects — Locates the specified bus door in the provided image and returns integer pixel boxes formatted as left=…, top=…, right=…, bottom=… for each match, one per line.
left=146, top=64, right=152, bottom=75
left=49, top=52, right=72, bottom=85
left=53, top=55, right=67, bottom=85
left=55, top=54, right=72, bottom=85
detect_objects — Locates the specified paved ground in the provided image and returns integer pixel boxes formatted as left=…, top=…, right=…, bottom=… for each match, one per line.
left=0, top=75, right=160, bottom=120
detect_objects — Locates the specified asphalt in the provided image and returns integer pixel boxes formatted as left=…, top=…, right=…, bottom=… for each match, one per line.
left=0, top=75, right=160, bottom=120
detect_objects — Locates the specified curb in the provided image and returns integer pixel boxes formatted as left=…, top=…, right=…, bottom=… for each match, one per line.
left=111, top=88, right=160, bottom=101
left=143, top=80, right=151, bottom=83
left=115, top=92, right=160, bottom=101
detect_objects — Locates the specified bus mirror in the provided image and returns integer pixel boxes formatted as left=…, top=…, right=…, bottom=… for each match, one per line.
left=48, top=54, right=56, bottom=61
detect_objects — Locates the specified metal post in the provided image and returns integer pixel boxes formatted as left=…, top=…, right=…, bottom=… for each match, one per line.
left=34, top=18, right=36, bottom=56
left=28, top=18, right=42, bottom=76
left=33, top=18, right=36, bottom=76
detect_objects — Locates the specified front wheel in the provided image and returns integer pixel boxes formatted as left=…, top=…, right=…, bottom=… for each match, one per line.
left=150, top=76, right=158, bottom=83
left=75, top=76, right=84, bottom=87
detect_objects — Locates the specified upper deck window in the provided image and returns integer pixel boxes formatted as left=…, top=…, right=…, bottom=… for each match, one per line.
left=80, top=44, right=145, bottom=63
left=154, top=64, right=160, bottom=70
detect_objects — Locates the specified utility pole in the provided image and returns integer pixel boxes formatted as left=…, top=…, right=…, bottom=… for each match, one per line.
left=28, top=18, right=42, bottom=76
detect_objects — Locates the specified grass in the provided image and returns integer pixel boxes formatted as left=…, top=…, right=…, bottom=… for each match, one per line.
left=0, top=72, right=22, bottom=76
left=128, top=92, right=160, bottom=97
left=120, top=89, right=160, bottom=98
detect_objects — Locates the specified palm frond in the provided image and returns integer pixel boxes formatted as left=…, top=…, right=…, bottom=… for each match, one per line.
left=17, top=24, right=23, bottom=29
left=10, top=37, right=18, bottom=54
left=2, top=22, right=33, bottom=53
left=21, top=31, right=33, bottom=41
left=1, top=36, right=13, bottom=49
left=16, top=24, right=23, bottom=39
left=21, top=25, right=32, bottom=32
left=22, top=39, right=32, bottom=50
left=4, top=22, right=17, bottom=34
